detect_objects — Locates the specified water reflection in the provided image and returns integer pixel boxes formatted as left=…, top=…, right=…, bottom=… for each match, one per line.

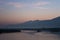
left=0, top=31, right=60, bottom=40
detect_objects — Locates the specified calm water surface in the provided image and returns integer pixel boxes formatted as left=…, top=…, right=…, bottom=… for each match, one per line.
left=0, top=31, right=60, bottom=40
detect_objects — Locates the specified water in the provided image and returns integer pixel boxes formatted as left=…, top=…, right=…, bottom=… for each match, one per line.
left=0, top=31, right=60, bottom=40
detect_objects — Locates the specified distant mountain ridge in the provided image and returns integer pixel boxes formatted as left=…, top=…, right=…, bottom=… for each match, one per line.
left=0, top=16, right=60, bottom=29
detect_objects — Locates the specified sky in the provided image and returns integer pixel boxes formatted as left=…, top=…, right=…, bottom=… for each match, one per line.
left=0, top=0, right=60, bottom=24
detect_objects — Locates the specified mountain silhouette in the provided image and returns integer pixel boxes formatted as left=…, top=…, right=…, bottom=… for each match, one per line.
left=0, top=16, right=60, bottom=29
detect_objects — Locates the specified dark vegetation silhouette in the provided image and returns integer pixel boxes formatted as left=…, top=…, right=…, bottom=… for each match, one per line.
left=0, top=16, right=60, bottom=33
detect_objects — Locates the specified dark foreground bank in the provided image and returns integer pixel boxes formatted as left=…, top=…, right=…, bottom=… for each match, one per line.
left=0, top=28, right=60, bottom=33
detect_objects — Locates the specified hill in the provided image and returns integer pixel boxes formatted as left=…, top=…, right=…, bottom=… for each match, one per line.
left=0, top=16, right=60, bottom=29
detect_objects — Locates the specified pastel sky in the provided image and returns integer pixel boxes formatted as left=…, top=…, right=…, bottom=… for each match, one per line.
left=0, top=0, right=60, bottom=24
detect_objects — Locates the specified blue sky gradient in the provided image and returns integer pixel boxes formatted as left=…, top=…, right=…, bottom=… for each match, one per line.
left=0, top=0, right=60, bottom=24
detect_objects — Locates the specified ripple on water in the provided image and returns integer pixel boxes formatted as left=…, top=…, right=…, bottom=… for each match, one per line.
left=0, top=32, right=60, bottom=40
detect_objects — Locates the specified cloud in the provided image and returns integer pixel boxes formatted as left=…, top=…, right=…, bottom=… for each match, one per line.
left=8, top=2, right=25, bottom=8
left=30, top=1, right=50, bottom=9
left=32, top=2, right=50, bottom=7
left=33, top=7, right=49, bottom=9
left=7, top=1, right=50, bottom=9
